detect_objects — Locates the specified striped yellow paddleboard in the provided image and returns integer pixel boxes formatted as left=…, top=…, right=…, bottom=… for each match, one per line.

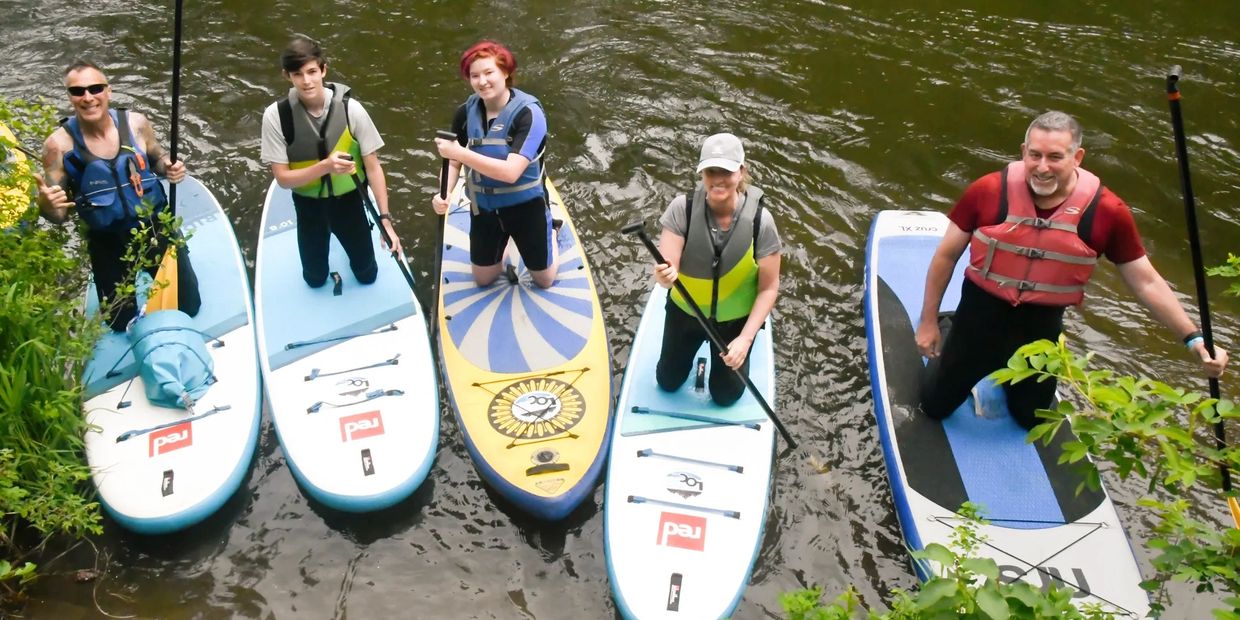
left=0, top=122, right=33, bottom=227
left=437, top=176, right=612, bottom=520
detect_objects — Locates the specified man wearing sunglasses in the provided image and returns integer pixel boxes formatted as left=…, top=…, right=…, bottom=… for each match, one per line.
left=36, top=59, right=200, bottom=330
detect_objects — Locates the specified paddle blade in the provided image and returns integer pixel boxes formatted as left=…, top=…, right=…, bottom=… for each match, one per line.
left=1230, top=496, right=1240, bottom=529
left=145, top=246, right=179, bottom=313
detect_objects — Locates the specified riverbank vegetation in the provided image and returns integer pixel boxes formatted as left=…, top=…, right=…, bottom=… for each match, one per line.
left=0, top=98, right=103, bottom=609
left=783, top=337, right=1240, bottom=618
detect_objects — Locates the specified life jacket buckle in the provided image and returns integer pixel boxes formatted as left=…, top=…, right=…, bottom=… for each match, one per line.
left=1031, top=217, right=1052, bottom=229
left=1021, top=247, right=1046, bottom=259
left=1017, top=280, right=1037, bottom=291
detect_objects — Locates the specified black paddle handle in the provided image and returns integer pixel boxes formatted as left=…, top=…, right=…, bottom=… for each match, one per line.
left=168, top=0, right=184, bottom=215
left=622, top=221, right=796, bottom=448
left=436, top=130, right=455, bottom=199
left=1166, top=66, right=1228, bottom=491
left=431, top=130, right=455, bottom=330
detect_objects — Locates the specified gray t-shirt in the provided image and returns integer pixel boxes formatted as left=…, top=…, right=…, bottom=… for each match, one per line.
left=260, top=87, right=384, bottom=165
left=658, top=192, right=782, bottom=259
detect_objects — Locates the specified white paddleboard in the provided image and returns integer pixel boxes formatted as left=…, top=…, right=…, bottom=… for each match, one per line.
left=255, top=181, right=438, bottom=512
left=864, top=209, right=1149, bottom=617
left=82, top=177, right=261, bottom=534
left=605, top=285, right=776, bottom=619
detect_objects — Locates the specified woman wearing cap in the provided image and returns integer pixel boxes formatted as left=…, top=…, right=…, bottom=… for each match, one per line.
left=651, top=133, right=782, bottom=406
left=433, top=40, right=557, bottom=289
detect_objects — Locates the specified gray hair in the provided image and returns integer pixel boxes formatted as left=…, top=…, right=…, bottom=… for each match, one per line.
left=1024, top=111, right=1082, bottom=151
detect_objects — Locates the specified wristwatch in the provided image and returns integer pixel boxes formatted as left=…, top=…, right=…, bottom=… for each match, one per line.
left=378, top=213, right=393, bottom=222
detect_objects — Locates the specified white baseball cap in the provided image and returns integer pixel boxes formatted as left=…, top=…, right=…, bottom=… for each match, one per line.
left=696, top=133, right=745, bottom=173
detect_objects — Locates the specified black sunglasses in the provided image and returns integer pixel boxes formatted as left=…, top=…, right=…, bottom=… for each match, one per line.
left=67, top=83, right=108, bottom=97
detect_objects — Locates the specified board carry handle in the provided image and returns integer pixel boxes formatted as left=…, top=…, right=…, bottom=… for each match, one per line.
left=622, top=221, right=796, bottom=448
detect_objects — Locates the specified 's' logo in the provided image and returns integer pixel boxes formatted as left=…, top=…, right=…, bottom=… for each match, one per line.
left=340, top=410, right=385, bottom=442
left=666, top=573, right=683, bottom=611
left=149, top=423, right=193, bottom=457
left=657, top=512, right=707, bottom=551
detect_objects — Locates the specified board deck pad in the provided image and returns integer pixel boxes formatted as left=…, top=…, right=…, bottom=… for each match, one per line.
left=864, top=209, right=1149, bottom=617
left=82, top=177, right=262, bottom=534
left=605, top=285, right=776, bottom=619
left=255, top=181, right=438, bottom=513
left=436, top=177, right=612, bottom=520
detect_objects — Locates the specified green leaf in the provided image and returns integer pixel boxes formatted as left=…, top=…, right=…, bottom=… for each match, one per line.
left=916, top=543, right=956, bottom=568
left=976, top=587, right=1010, bottom=620
left=961, top=557, right=1000, bottom=582
left=917, top=577, right=958, bottom=608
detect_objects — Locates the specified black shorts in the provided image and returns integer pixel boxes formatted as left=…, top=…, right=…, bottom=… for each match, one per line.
left=470, top=195, right=552, bottom=271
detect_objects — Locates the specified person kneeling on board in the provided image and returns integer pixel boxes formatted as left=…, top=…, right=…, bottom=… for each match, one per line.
left=652, top=133, right=782, bottom=406
left=260, top=34, right=400, bottom=288
left=916, top=110, right=1228, bottom=429
left=432, top=40, right=559, bottom=289
left=36, top=60, right=201, bottom=331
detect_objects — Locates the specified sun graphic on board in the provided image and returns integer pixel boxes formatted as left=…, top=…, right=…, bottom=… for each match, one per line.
left=487, top=378, right=585, bottom=439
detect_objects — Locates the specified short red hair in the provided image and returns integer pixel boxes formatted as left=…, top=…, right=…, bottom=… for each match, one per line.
left=459, top=40, right=517, bottom=87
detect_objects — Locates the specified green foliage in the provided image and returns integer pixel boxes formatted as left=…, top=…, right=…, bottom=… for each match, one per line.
left=1207, top=254, right=1240, bottom=299
left=0, top=98, right=103, bottom=606
left=992, top=336, right=1240, bottom=616
left=782, top=504, right=1115, bottom=620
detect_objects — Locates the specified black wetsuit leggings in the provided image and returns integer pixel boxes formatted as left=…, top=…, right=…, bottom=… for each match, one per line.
left=87, top=219, right=201, bottom=331
left=919, top=278, right=1064, bottom=430
left=656, top=299, right=752, bottom=406
left=293, top=189, right=378, bottom=288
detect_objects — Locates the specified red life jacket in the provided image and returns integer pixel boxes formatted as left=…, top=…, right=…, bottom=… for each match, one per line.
left=964, top=161, right=1103, bottom=307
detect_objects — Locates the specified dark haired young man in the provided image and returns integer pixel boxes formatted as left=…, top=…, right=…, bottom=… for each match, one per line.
left=260, top=34, right=400, bottom=288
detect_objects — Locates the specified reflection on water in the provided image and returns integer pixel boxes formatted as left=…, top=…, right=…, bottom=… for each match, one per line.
left=4, top=1, right=1237, bottom=618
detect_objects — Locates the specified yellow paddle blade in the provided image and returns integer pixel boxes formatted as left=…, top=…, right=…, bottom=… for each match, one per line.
left=1229, top=496, right=1240, bottom=530
left=144, top=245, right=179, bottom=313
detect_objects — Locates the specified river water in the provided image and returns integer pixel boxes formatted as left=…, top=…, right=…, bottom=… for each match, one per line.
left=4, top=1, right=1238, bottom=618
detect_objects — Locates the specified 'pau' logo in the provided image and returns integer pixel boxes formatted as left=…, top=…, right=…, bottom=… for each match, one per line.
left=149, top=423, right=193, bottom=457
left=339, top=410, right=385, bottom=442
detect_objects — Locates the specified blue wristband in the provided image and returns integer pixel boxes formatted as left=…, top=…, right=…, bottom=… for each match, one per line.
left=1186, top=336, right=1205, bottom=350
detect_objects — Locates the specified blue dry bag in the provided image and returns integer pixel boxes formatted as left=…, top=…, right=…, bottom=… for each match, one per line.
left=128, top=309, right=214, bottom=409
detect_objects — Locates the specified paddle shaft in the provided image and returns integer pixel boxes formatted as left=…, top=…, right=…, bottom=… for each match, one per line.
left=352, top=172, right=417, bottom=292
left=168, top=0, right=183, bottom=216
left=1166, top=67, right=1231, bottom=495
left=433, top=129, right=454, bottom=329
left=628, top=224, right=796, bottom=448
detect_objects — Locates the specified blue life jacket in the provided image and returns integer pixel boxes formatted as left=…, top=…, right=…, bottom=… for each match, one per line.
left=464, top=89, right=545, bottom=210
left=62, top=109, right=166, bottom=232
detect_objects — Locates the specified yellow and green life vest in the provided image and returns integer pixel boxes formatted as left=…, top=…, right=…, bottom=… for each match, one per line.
left=670, top=185, right=765, bottom=322
left=278, top=82, right=364, bottom=198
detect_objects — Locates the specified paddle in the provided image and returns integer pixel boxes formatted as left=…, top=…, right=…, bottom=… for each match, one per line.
left=1165, top=65, right=1240, bottom=528
left=622, top=221, right=796, bottom=448
left=144, top=0, right=185, bottom=315
left=432, top=129, right=454, bottom=330
left=350, top=166, right=417, bottom=292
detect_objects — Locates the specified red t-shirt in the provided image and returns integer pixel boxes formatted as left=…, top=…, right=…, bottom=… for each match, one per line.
left=948, top=170, right=1146, bottom=264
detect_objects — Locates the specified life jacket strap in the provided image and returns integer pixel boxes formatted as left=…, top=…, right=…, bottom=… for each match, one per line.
left=968, top=268, right=1086, bottom=294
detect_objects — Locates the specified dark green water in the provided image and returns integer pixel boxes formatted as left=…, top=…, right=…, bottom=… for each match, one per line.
left=3, top=1, right=1238, bottom=617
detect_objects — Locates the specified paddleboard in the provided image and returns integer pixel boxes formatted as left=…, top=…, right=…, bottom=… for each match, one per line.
left=0, top=122, right=33, bottom=227
left=82, top=176, right=261, bottom=534
left=605, top=285, right=776, bottom=619
left=436, top=176, right=612, bottom=520
left=255, top=181, right=438, bottom=512
left=863, top=209, right=1149, bottom=617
